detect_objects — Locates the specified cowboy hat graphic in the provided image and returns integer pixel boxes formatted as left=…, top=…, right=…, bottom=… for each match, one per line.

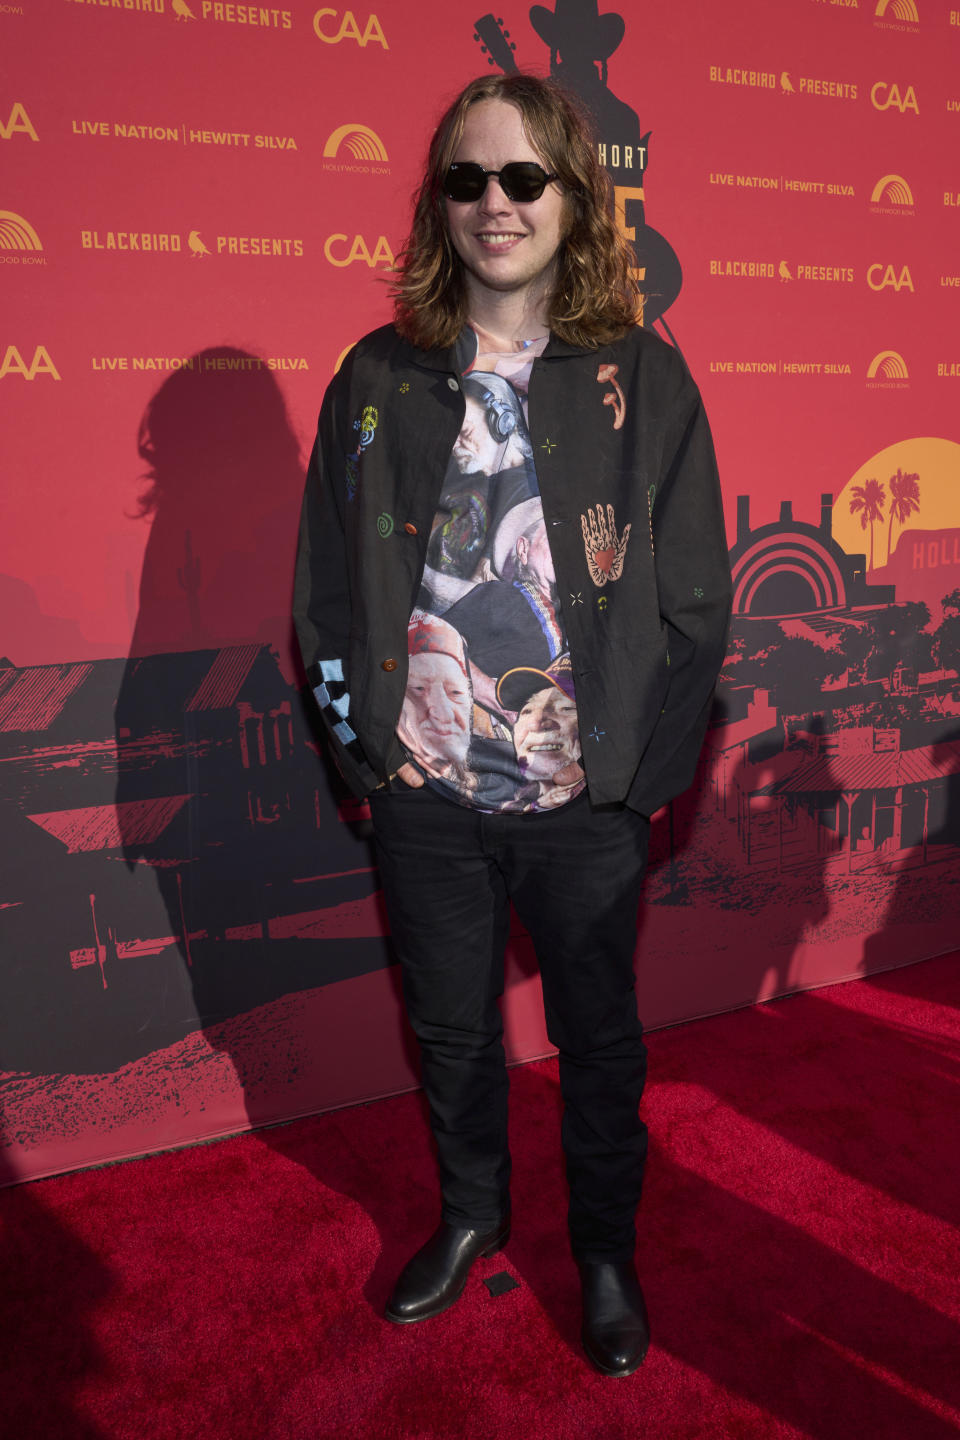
left=529, top=0, right=625, bottom=63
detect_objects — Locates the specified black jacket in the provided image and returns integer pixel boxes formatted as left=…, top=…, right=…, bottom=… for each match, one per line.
left=293, top=322, right=732, bottom=816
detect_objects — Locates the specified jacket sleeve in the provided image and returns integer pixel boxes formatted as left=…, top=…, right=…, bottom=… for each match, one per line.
left=627, top=372, right=732, bottom=816
left=292, top=363, right=382, bottom=799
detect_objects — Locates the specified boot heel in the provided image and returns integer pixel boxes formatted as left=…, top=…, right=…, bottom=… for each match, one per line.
left=482, top=1222, right=510, bottom=1257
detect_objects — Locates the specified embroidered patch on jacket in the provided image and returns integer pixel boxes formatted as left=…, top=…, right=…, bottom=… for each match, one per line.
left=580, top=503, right=631, bottom=587
left=312, top=658, right=367, bottom=768
left=345, top=404, right=379, bottom=501
left=596, top=363, right=625, bottom=430
left=313, top=659, right=355, bottom=740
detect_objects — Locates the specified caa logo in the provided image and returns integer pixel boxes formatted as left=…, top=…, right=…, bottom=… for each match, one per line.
left=1, top=345, right=61, bottom=380
left=871, top=82, right=919, bottom=114
left=1, top=103, right=39, bottom=142
left=323, top=124, right=389, bottom=162
left=870, top=175, right=914, bottom=206
left=866, top=350, right=909, bottom=380
left=0, top=211, right=43, bottom=250
left=324, top=234, right=395, bottom=267
left=867, top=263, right=915, bottom=292
left=875, top=0, right=919, bottom=20
left=313, top=10, right=388, bottom=47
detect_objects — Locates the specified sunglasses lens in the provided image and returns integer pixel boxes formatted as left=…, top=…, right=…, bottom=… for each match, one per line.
left=500, top=164, right=548, bottom=201
left=443, top=164, right=485, bottom=202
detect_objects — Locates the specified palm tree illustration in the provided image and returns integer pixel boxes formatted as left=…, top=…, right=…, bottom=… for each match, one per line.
left=849, top=478, right=886, bottom=570
left=885, top=468, right=920, bottom=563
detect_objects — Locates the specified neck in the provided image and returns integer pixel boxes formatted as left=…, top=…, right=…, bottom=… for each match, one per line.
left=465, top=280, right=552, bottom=347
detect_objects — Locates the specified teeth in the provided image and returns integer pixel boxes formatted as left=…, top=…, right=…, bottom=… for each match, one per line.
left=478, top=234, right=519, bottom=245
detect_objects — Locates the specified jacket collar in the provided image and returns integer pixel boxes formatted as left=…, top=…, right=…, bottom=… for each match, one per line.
left=408, top=328, right=475, bottom=374
left=409, top=325, right=592, bottom=373
left=543, top=332, right=594, bottom=359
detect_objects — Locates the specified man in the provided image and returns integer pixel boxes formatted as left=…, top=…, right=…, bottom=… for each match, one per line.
left=397, top=611, right=474, bottom=784
left=499, top=657, right=583, bottom=809
left=294, top=72, right=731, bottom=1377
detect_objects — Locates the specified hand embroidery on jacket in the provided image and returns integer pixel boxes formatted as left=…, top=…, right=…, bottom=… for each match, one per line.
left=596, top=363, right=625, bottom=430
left=580, top=503, right=631, bottom=587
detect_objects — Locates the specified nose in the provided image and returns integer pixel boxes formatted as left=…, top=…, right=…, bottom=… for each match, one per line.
left=477, top=176, right=512, bottom=214
left=425, top=683, right=455, bottom=721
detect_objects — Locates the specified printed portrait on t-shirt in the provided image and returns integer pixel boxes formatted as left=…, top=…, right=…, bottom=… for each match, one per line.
left=398, top=611, right=474, bottom=786
left=402, top=328, right=584, bottom=813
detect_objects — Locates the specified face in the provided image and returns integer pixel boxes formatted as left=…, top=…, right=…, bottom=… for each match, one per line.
left=452, top=396, right=502, bottom=476
left=516, top=524, right=556, bottom=595
left=399, top=651, right=472, bottom=767
left=513, top=686, right=580, bottom=779
left=444, top=99, right=567, bottom=319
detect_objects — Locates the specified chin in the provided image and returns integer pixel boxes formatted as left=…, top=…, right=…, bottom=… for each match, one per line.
left=520, top=760, right=555, bottom=781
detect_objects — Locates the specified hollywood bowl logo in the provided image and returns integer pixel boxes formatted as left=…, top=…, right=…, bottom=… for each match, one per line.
left=869, top=174, right=916, bottom=217
left=866, top=349, right=910, bottom=388
left=875, top=0, right=920, bottom=22
left=0, top=210, right=43, bottom=251
left=322, top=124, right=389, bottom=163
left=870, top=175, right=914, bottom=207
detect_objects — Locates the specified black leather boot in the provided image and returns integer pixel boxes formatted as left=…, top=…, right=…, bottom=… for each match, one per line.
left=578, top=1260, right=650, bottom=1376
left=385, top=1216, right=511, bottom=1324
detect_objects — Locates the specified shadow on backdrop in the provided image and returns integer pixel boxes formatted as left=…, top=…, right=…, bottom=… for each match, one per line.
left=103, top=349, right=394, bottom=1100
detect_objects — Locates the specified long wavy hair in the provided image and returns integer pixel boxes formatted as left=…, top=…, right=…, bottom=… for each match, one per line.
left=391, top=73, right=639, bottom=351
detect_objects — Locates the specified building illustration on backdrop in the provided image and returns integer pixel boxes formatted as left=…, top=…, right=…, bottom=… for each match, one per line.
left=0, top=645, right=390, bottom=1075
left=706, top=495, right=960, bottom=883
left=2, top=490, right=960, bottom=1078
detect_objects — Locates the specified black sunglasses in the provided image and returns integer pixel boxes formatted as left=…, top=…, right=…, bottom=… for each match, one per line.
left=442, top=161, right=559, bottom=204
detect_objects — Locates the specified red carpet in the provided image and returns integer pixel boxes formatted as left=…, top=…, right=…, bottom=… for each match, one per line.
left=3, top=954, right=959, bottom=1440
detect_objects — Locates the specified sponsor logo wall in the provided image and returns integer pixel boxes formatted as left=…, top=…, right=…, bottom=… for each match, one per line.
left=2, top=0, right=958, bottom=1181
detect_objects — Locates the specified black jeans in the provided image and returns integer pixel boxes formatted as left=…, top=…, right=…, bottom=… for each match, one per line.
left=369, top=782, right=650, bottom=1262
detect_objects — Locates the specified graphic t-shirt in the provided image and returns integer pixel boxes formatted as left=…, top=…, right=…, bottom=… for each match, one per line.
left=399, top=327, right=584, bottom=813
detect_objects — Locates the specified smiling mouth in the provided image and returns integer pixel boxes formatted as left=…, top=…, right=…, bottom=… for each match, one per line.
left=527, top=741, right=564, bottom=752
left=475, top=232, right=523, bottom=247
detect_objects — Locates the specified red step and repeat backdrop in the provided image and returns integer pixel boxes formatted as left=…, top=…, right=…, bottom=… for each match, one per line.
left=3, top=0, right=959, bottom=1181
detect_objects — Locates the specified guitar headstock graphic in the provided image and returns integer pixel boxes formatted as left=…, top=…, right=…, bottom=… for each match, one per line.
left=473, top=13, right=519, bottom=72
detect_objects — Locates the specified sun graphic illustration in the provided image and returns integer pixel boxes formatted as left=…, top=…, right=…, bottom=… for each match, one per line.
left=832, top=437, right=960, bottom=571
